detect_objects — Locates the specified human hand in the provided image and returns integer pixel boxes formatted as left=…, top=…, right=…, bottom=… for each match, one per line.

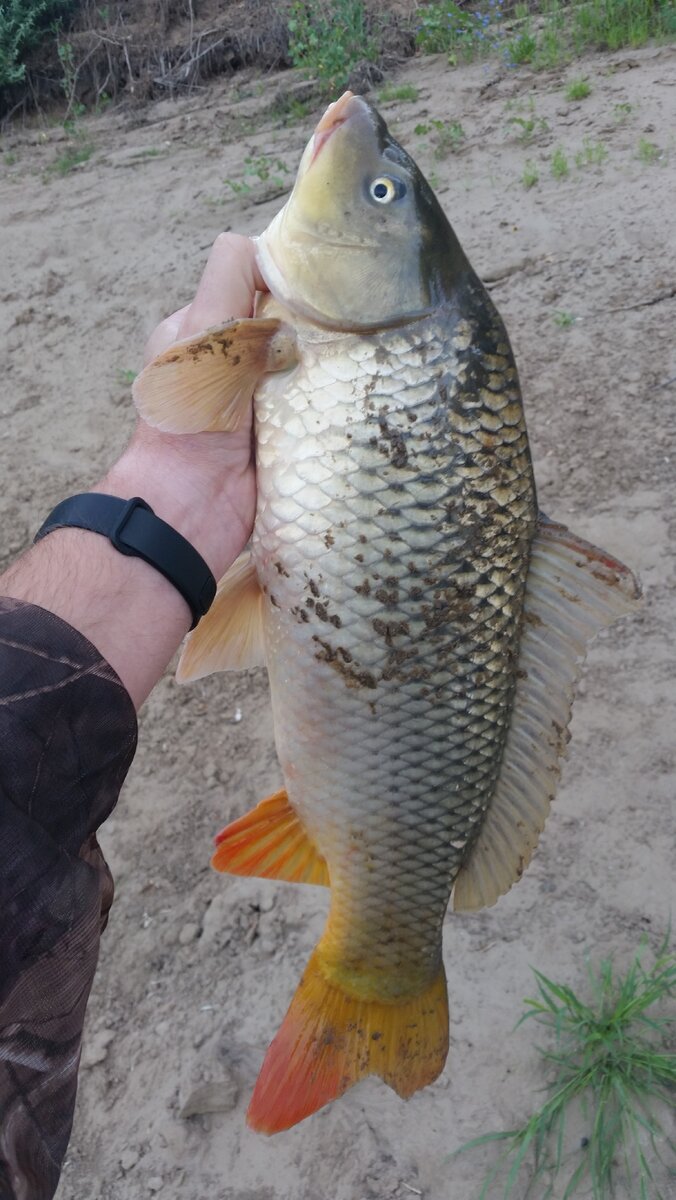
left=105, top=232, right=268, bottom=581
left=0, top=232, right=269, bottom=709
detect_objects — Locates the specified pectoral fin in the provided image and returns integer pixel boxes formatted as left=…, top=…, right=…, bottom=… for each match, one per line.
left=212, top=788, right=329, bottom=887
left=177, top=552, right=265, bottom=681
left=132, top=317, right=296, bottom=433
left=453, top=515, right=641, bottom=913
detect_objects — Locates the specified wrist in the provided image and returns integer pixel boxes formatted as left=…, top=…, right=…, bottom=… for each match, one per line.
left=102, top=427, right=254, bottom=580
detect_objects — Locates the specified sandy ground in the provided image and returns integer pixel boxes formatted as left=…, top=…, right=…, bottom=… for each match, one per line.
left=1, top=41, right=675, bottom=1200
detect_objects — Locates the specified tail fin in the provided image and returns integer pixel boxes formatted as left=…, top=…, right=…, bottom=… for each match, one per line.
left=247, top=946, right=448, bottom=1134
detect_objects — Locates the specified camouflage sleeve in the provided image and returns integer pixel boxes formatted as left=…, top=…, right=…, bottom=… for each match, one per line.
left=0, top=597, right=137, bottom=1200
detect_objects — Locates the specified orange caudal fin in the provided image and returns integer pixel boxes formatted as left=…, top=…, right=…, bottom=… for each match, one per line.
left=247, top=946, right=448, bottom=1135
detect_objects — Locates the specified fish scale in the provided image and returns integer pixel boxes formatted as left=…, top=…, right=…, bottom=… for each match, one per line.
left=253, top=290, right=536, bottom=994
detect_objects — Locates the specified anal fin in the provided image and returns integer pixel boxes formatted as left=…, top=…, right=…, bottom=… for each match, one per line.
left=177, top=552, right=265, bottom=682
left=212, top=789, right=329, bottom=887
left=453, top=514, right=641, bottom=913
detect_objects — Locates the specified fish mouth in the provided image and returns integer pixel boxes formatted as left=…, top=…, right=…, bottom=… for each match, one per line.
left=309, top=91, right=369, bottom=165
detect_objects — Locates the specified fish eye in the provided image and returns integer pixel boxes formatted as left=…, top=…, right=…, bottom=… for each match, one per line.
left=369, top=176, right=406, bottom=204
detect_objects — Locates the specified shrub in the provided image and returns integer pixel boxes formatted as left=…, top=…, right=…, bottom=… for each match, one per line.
left=0, top=0, right=79, bottom=90
left=287, top=0, right=377, bottom=92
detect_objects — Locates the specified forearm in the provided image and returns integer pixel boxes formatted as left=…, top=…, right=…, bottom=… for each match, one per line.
left=0, top=597, right=137, bottom=1200
left=0, top=428, right=253, bottom=709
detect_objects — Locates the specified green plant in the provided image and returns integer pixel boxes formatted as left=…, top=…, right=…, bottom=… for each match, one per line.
left=553, top=309, right=576, bottom=327
left=533, top=0, right=568, bottom=68
left=509, top=114, right=549, bottom=144
left=433, top=118, right=465, bottom=158
left=51, top=139, right=94, bottom=175
left=505, top=7, right=538, bottom=64
left=57, top=37, right=85, bottom=117
left=378, top=83, right=418, bottom=103
left=416, top=0, right=676, bottom=75
left=4, top=150, right=18, bottom=165
left=274, top=94, right=311, bottom=123
left=454, top=938, right=676, bottom=1199
left=415, top=1, right=501, bottom=62
left=637, top=137, right=662, bottom=163
left=566, top=77, right=591, bottom=100
left=614, top=101, right=633, bottom=121
left=0, top=0, right=79, bottom=90
left=551, top=147, right=569, bottom=178
left=575, top=138, right=608, bottom=168
left=522, top=160, right=539, bottom=189
left=117, top=368, right=136, bottom=387
left=287, top=0, right=377, bottom=92
left=415, top=117, right=465, bottom=158
left=227, top=153, right=290, bottom=196
left=571, top=0, right=676, bottom=53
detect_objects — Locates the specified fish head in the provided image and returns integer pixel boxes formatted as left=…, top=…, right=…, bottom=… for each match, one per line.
left=257, top=92, right=469, bottom=330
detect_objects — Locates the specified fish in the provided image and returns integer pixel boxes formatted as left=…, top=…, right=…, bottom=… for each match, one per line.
left=133, top=91, right=641, bottom=1135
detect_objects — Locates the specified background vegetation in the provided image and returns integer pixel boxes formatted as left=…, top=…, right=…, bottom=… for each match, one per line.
left=3, top=0, right=674, bottom=121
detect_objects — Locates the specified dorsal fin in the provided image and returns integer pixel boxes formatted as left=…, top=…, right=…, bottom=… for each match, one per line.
left=453, top=515, right=641, bottom=912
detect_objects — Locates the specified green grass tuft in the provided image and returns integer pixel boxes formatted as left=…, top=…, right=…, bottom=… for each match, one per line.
left=575, top=138, right=608, bottom=168
left=509, top=114, right=550, bottom=144
left=227, top=153, right=291, bottom=198
left=637, top=137, right=662, bottom=164
left=522, top=160, right=539, bottom=189
left=51, top=141, right=94, bottom=175
left=553, top=309, right=576, bottom=327
left=378, top=83, right=419, bottom=102
left=453, top=937, right=676, bottom=1199
left=416, top=118, right=465, bottom=158
left=551, top=147, right=570, bottom=178
left=566, top=77, right=592, bottom=100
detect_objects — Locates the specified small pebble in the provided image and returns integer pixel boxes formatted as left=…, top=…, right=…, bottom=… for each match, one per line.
left=178, top=922, right=199, bottom=946
left=180, top=1077, right=239, bottom=1118
left=148, top=1177, right=163, bottom=1193
left=81, top=1028, right=115, bottom=1068
left=120, top=1148, right=139, bottom=1172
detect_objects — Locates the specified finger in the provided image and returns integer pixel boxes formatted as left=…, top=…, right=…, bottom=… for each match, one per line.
left=177, top=233, right=268, bottom=340
left=143, top=305, right=191, bottom=364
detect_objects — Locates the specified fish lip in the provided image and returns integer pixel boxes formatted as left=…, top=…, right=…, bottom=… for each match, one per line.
left=309, top=91, right=370, bottom=166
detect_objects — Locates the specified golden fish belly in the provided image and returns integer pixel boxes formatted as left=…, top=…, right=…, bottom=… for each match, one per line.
left=252, top=305, right=536, bottom=997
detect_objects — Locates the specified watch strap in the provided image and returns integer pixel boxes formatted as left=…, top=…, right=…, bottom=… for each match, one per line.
left=34, top=493, right=216, bottom=629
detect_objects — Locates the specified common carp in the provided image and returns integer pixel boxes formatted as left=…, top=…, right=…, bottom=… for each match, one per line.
left=133, top=92, right=640, bottom=1134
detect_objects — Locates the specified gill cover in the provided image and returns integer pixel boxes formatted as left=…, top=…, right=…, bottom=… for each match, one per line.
left=257, top=92, right=470, bottom=330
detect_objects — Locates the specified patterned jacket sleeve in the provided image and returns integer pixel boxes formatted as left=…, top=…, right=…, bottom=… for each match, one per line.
left=0, top=597, right=137, bottom=1200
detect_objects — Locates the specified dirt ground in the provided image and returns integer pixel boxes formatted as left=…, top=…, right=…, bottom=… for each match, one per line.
left=1, top=39, right=674, bottom=1200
